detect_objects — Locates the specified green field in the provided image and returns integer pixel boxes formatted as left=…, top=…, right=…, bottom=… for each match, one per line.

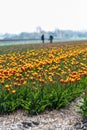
left=0, top=41, right=87, bottom=115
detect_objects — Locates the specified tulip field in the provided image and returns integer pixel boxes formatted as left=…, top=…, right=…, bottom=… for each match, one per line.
left=0, top=41, right=87, bottom=114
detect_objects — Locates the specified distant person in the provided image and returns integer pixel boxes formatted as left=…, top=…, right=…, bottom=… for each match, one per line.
left=41, top=34, right=44, bottom=43
left=49, top=35, right=53, bottom=43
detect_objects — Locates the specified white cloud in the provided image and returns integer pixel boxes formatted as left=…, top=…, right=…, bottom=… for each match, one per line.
left=0, top=0, right=87, bottom=33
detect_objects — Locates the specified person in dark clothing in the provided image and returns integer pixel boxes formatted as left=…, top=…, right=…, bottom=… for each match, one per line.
left=41, top=34, right=44, bottom=43
left=49, top=35, right=53, bottom=43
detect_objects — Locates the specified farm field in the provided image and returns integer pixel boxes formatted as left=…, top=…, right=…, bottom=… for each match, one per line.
left=0, top=41, right=87, bottom=114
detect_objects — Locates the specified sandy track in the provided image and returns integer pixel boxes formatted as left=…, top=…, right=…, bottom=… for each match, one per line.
left=0, top=97, right=83, bottom=130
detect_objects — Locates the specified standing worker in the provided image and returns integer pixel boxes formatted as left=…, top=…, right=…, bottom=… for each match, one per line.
left=41, top=34, right=45, bottom=43
left=49, top=35, right=53, bottom=43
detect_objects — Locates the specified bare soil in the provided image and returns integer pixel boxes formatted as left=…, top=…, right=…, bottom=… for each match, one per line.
left=0, top=97, right=83, bottom=130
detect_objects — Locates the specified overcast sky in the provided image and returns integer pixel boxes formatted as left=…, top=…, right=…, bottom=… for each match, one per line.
left=0, top=0, right=87, bottom=34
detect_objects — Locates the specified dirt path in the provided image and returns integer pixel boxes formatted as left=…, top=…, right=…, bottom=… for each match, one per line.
left=0, top=97, right=84, bottom=130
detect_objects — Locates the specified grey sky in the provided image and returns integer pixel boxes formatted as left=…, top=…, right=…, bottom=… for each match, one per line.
left=0, top=0, right=87, bottom=34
